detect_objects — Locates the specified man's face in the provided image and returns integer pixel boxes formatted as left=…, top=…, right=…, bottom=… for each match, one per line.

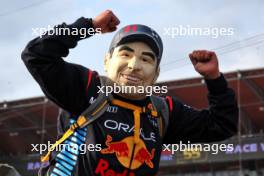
left=104, top=41, right=160, bottom=99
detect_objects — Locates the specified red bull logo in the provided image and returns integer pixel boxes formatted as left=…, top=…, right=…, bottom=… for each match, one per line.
left=101, top=135, right=155, bottom=170
left=134, top=148, right=155, bottom=168
left=101, top=135, right=129, bottom=157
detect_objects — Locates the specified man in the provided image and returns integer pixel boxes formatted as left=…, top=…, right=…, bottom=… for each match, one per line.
left=0, top=164, right=21, bottom=176
left=22, top=10, right=238, bottom=176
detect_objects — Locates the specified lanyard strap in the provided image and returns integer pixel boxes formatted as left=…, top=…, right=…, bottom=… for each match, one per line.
left=111, top=99, right=158, bottom=144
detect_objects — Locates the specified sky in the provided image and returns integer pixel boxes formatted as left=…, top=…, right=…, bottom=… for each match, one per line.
left=0, top=0, right=264, bottom=101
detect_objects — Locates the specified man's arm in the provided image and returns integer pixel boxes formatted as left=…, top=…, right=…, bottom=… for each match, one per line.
left=21, top=10, right=120, bottom=115
left=163, top=50, right=238, bottom=143
left=163, top=74, right=238, bottom=143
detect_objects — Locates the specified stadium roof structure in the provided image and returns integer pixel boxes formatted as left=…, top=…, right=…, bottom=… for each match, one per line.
left=0, top=67, right=263, bottom=155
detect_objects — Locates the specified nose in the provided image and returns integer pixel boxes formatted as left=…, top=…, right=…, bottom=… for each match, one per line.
left=128, top=56, right=141, bottom=71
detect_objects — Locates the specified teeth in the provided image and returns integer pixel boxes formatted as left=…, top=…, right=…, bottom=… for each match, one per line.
left=123, top=74, right=140, bottom=81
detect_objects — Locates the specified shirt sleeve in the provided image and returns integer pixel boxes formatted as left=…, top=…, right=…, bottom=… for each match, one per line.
left=163, top=74, right=238, bottom=144
left=21, top=17, right=100, bottom=115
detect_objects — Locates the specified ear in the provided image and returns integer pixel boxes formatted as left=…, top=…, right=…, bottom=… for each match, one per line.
left=104, top=53, right=111, bottom=73
left=152, top=66, right=160, bottom=83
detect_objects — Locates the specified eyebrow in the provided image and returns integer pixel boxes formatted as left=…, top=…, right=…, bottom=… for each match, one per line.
left=118, top=46, right=134, bottom=52
left=118, top=45, right=155, bottom=61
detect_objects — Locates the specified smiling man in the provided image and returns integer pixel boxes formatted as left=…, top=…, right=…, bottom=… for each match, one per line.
left=22, top=10, right=238, bottom=176
left=104, top=41, right=160, bottom=99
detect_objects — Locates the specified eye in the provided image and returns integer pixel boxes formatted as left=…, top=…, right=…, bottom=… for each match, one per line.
left=119, top=51, right=131, bottom=58
left=142, top=57, right=152, bottom=63
left=122, top=53, right=130, bottom=57
left=142, top=58, right=148, bottom=62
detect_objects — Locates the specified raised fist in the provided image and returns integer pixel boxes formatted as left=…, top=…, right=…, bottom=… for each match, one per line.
left=92, top=10, right=120, bottom=33
left=189, top=50, right=220, bottom=79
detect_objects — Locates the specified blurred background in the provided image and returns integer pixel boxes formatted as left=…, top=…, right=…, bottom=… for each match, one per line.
left=0, top=0, right=263, bottom=175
